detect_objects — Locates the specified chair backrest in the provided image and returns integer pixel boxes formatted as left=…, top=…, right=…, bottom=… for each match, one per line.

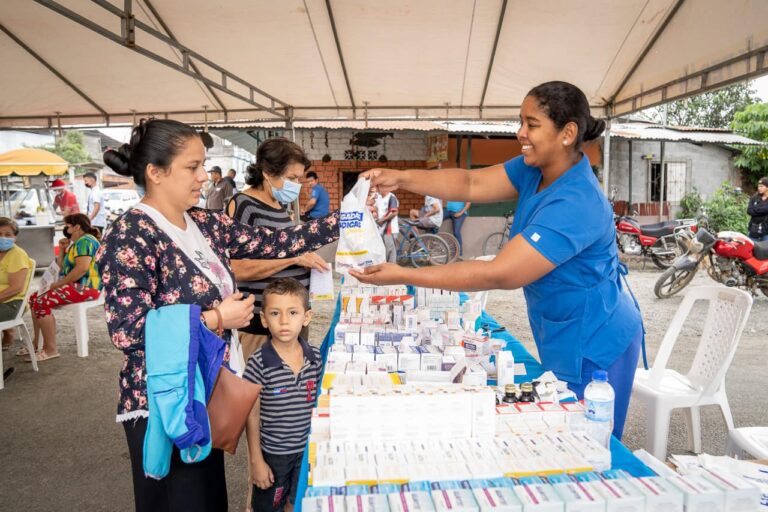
left=687, top=287, right=752, bottom=395
left=648, top=286, right=752, bottom=395
left=15, top=258, right=37, bottom=321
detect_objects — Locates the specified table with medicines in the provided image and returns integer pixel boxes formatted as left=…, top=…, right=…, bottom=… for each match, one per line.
left=295, top=283, right=741, bottom=512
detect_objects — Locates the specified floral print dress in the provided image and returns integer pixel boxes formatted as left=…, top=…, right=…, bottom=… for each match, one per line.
left=95, top=207, right=339, bottom=421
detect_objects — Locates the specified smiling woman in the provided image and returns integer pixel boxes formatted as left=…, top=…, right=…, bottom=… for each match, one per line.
left=96, top=119, right=339, bottom=512
left=350, top=81, right=643, bottom=446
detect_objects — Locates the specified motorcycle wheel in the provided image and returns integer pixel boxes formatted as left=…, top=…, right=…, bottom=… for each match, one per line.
left=650, top=237, right=685, bottom=270
left=654, top=266, right=697, bottom=299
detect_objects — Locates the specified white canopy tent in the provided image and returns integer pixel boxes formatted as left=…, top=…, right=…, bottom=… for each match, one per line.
left=1, top=0, right=767, bottom=129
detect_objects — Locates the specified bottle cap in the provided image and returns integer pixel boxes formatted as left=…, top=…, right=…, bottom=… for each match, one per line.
left=504, top=384, right=517, bottom=394
left=520, top=382, right=533, bottom=392
left=592, top=370, right=608, bottom=382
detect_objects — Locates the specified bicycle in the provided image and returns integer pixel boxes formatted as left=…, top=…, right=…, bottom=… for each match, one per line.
left=395, top=219, right=451, bottom=267
left=482, top=210, right=514, bottom=256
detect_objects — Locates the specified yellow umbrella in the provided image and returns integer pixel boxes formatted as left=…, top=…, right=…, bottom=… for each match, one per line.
left=0, top=148, right=69, bottom=176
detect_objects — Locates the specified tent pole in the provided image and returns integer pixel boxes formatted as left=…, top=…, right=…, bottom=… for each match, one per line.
left=466, top=135, right=473, bottom=169
left=658, top=141, right=666, bottom=221
left=286, top=109, right=301, bottom=226
left=627, top=140, right=633, bottom=215
left=602, top=120, right=611, bottom=195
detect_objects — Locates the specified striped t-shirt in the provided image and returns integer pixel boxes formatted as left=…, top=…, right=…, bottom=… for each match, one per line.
left=228, top=193, right=311, bottom=335
left=243, top=338, right=321, bottom=455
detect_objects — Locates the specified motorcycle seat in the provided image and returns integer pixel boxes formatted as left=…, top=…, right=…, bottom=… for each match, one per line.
left=753, top=241, right=768, bottom=260
left=639, top=221, right=679, bottom=238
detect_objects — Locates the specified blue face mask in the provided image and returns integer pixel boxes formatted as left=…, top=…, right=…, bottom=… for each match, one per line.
left=136, top=184, right=145, bottom=198
left=268, top=177, right=301, bottom=204
left=0, top=237, right=15, bottom=251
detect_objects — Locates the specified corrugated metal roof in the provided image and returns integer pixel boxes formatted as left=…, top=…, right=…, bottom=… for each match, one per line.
left=203, top=119, right=521, bottom=134
left=610, top=123, right=763, bottom=145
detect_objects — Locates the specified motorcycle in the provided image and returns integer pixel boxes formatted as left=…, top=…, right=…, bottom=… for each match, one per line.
left=610, top=188, right=696, bottom=269
left=615, top=215, right=697, bottom=269
left=654, top=228, right=768, bottom=298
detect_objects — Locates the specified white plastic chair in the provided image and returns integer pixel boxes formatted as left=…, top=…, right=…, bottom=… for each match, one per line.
left=632, top=286, right=753, bottom=460
left=0, top=259, right=38, bottom=390
left=60, top=291, right=105, bottom=358
left=726, top=427, right=768, bottom=460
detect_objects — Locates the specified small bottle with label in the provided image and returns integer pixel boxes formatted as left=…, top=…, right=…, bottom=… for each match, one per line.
left=519, top=382, right=536, bottom=403
left=502, top=384, right=518, bottom=404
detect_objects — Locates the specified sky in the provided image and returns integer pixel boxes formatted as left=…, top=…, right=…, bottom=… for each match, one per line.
left=97, top=76, right=768, bottom=144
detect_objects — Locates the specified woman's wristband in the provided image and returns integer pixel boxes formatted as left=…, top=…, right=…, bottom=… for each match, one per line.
left=213, top=307, right=224, bottom=337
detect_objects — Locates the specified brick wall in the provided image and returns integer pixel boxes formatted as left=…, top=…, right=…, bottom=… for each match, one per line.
left=301, top=160, right=429, bottom=213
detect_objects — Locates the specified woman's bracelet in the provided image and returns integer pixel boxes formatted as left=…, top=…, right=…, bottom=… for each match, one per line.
left=213, top=307, right=224, bottom=338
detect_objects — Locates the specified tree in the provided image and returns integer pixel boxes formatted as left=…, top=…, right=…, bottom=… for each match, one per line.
left=639, top=82, right=758, bottom=128
left=731, top=102, right=768, bottom=184
left=37, top=131, right=91, bottom=167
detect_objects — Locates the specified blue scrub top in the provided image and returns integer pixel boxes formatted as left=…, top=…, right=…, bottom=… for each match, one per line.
left=505, top=155, right=642, bottom=384
left=446, top=201, right=465, bottom=213
left=309, top=184, right=330, bottom=219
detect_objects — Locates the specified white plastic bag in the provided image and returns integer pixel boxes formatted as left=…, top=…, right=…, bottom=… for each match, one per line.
left=335, top=178, right=386, bottom=273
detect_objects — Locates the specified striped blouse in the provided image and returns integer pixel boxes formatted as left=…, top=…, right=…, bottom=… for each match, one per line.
left=229, top=193, right=311, bottom=335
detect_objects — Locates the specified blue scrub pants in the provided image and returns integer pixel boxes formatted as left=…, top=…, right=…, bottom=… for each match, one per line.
left=444, top=211, right=467, bottom=253
left=567, top=331, right=642, bottom=440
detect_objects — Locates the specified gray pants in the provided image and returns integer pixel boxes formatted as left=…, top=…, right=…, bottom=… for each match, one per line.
left=383, top=234, right=397, bottom=263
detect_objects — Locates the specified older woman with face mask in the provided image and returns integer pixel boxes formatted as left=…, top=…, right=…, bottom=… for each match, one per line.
left=97, top=119, right=338, bottom=512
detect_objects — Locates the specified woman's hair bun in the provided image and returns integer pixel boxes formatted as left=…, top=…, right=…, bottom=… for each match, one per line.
left=103, top=143, right=131, bottom=176
left=583, top=117, right=606, bottom=142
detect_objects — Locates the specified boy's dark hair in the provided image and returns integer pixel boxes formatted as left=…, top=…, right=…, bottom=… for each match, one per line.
left=263, top=278, right=310, bottom=310
left=305, top=171, right=318, bottom=181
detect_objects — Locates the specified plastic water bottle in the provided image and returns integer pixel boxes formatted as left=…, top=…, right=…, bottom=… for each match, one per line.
left=584, top=370, right=615, bottom=448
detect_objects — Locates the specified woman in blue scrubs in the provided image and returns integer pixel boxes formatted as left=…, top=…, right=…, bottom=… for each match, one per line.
left=351, top=81, right=643, bottom=438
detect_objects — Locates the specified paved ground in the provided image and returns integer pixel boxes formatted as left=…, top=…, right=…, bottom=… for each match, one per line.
left=1, top=262, right=766, bottom=511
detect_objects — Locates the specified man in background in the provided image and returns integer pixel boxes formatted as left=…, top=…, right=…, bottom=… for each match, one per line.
left=301, top=171, right=329, bottom=221
left=205, top=166, right=234, bottom=211
left=51, top=179, right=80, bottom=216
left=83, top=172, right=107, bottom=233
left=375, top=191, right=399, bottom=263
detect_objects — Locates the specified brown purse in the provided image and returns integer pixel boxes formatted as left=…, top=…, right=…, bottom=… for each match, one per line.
left=207, top=366, right=262, bottom=454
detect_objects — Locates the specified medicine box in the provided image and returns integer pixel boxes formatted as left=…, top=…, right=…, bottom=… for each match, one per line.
left=629, top=477, right=683, bottom=512
left=345, top=493, right=391, bottom=512
left=302, top=495, right=346, bottom=512
left=701, top=469, right=760, bottom=512
left=667, top=475, right=724, bottom=512
left=472, top=486, right=523, bottom=512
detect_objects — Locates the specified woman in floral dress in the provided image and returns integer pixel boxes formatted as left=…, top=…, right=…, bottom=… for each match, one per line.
left=97, top=119, right=338, bottom=512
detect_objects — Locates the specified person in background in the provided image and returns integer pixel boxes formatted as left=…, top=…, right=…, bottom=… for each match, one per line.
left=51, top=179, right=80, bottom=216
left=205, top=166, right=234, bottom=211
left=444, top=200, right=472, bottom=256
left=0, top=218, right=33, bottom=352
left=225, top=169, right=238, bottom=191
left=375, top=191, right=399, bottom=263
left=409, top=195, right=443, bottom=230
left=747, top=177, right=768, bottom=242
left=301, top=171, right=330, bottom=220
left=84, top=172, right=107, bottom=234
left=245, top=278, right=321, bottom=512
left=24, top=214, right=102, bottom=362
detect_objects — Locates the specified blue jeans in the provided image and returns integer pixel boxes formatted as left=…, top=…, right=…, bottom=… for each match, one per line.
left=567, top=330, right=642, bottom=440
left=445, top=211, right=467, bottom=253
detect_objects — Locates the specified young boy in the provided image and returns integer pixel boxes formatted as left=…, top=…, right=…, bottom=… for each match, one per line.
left=244, top=277, right=321, bottom=512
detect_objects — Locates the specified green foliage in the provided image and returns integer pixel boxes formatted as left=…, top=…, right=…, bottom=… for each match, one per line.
left=641, top=82, right=758, bottom=128
left=731, top=102, right=768, bottom=184
left=677, top=188, right=703, bottom=219
left=36, top=131, right=91, bottom=167
left=703, top=182, right=749, bottom=234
